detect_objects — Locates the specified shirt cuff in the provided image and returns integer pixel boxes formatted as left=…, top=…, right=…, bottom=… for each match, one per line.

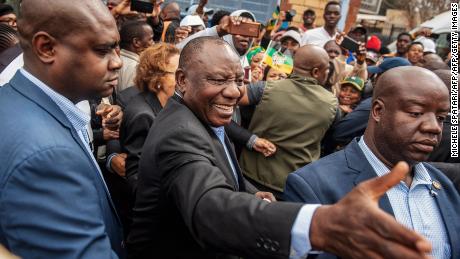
left=290, top=204, right=321, bottom=259
left=105, top=153, right=118, bottom=173
left=246, top=135, right=258, bottom=150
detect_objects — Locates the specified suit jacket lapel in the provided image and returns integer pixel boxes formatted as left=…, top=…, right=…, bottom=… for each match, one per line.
left=347, top=139, right=394, bottom=216
left=9, top=71, right=122, bottom=224
left=427, top=171, right=460, bottom=258
left=205, top=127, right=240, bottom=191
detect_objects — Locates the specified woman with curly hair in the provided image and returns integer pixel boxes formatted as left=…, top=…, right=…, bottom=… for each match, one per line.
left=120, top=43, right=179, bottom=194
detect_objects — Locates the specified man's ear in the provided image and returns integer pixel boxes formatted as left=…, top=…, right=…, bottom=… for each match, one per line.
left=132, top=37, right=141, bottom=49
left=31, top=32, right=57, bottom=64
left=311, top=67, right=319, bottom=79
left=175, top=68, right=187, bottom=94
left=371, top=98, right=384, bottom=123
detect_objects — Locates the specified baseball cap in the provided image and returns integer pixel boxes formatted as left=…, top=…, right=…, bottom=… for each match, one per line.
left=367, top=57, right=411, bottom=75
left=280, top=30, right=301, bottom=44
left=180, top=15, right=205, bottom=27
left=414, top=36, right=436, bottom=54
left=366, top=50, right=379, bottom=64
left=187, top=4, right=214, bottom=16
left=0, top=4, right=14, bottom=17
left=340, top=76, right=365, bottom=92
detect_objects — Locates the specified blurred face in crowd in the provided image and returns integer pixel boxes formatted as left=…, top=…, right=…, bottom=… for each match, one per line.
left=233, top=34, right=252, bottom=56
left=407, top=43, right=424, bottom=65
left=281, top=37, right=300, bottom=52
left=190, top=25, right=205, bottom=35
left=266, top=68, right=287, bottom=81
left=324, top=41, right=341, bottom=60
left=339, top=84, right=361, bottom=106
left=0, top=12, right=16, bottom=29
left=180, top=42, right=244, bottom=127
left=396, top=34, right=412, bottom=55
left=323, top=3, right=341, bottom=28
left=303, top=11, right=315, bottom=26
left=370, top=67, right=449, bottom=166
left=137, top=24, right=154, bottom=52
left=158, top=54, right=180, bottom=99
left=250, top=52, right=265, bottom=70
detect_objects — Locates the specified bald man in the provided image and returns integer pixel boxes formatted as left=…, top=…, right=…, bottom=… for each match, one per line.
left=129, top=37, right=431, bottom=259
left=239, top=44, right=338, bottom=198
left=285, top=66, right=460, bottom=259
left=0, top=1, right=124, bottom=258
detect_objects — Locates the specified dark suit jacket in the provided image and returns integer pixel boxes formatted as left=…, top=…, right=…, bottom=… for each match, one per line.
left=430, top=162, right=460, bottom=194
left=429, top=115, right=460, bottom=163
left=127, top=96, right=303, bottom=259
left=332, top=97, right=371, bottom=144
left=120, top=91, right=162, bottom=193
left=0, top=71, right=124, bottom=258
left=284, top=139, right=460, bottom=259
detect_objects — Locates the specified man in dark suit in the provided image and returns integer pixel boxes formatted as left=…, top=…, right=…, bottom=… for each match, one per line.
left=128, top=37, right=432, bottom=259
left=0, top=0, right=124, bottom=258
left=285, top=66, right=460, bottom=259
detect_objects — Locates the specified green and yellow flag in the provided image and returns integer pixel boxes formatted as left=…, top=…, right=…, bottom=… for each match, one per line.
left=263, top=46, right=293, bottom=74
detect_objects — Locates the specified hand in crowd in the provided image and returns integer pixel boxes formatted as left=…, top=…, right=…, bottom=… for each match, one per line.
left=195, top=0, right=208, bottom=16
left=414, top=27, right=432, bottom=38
left=339, top=104, right=353, bottom=114
left=96, top=104, right=123, bottom=131
left=110, top=0, right=138, bottom=18
left=255, top=191, right=277, bottom=202
left=111, top=153, right=127, bottom=177
left=175, top=26, right=192, bottom=44
left=151, top=0, right=164, bottom=17
left=253, top=137, right=277, bottom=157
left=309, top=162, right=432, bottom=258
left=103, top=128, right=120, bottom=141
left=251, top=66, right=263, bottom=82
left=216, top=15, right=252, bottom=37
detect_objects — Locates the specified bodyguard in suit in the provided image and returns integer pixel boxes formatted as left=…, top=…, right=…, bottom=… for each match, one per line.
left=128, top=36, right=432, bottom=259
left=285, top=66, right=460, bottom=259
left=0, top=0, right=125, bottom=258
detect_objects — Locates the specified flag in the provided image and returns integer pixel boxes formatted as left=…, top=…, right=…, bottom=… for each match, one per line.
left=266, top=0, right=281, bottom=31
left=263, top=45, right=293, bottom=74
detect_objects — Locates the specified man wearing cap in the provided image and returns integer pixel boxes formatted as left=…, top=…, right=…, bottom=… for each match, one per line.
left=179, top=15, right=205, bottom=36
left=337, top=76, right=364, bottom=114
left=332, top=57, right=412, bottom=144
left=301, top=1, right=340, bottom=47
left=348, top=25, right=367, bottom=43
left=285, top=66, right=460, bottom=259
left=0, top=4, right=16, bottom=30
left=280, top=30, right=301, bottom=53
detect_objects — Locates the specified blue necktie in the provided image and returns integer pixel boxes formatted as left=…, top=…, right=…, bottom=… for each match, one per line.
left=214, top=127, right=239, bottom=189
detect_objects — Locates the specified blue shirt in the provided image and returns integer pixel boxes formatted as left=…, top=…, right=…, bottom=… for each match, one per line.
left=19, top=69, right=109, bottom=192
left=358, top=138, right=451, bottom=259
left=210, top=126, right=319, bottom=259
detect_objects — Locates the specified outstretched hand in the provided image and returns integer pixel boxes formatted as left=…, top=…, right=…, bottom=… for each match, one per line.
left=309, top=162, right=432, bottom=258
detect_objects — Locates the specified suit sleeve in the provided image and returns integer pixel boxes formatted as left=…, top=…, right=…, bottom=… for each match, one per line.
left=225, top=120, right=253, bottom=146
left=1, top=147, right=118, bottom=259
left=122, top=112, right=154, bottom=191
left=284, top=173, right=321, bottom=204
left=158, top=126, right=303, bottom=258
left=332, top=99, right=371, bottom=144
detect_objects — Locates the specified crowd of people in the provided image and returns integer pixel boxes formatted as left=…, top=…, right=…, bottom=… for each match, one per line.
left=0, top=0, right=458, bottom=258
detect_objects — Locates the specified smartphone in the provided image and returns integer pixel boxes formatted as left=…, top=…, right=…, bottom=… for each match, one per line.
left=131, top=0, right=154, bottom=13
left=340, top=36, right=360, bottom=53
left=228, top=20, right=261, bottom=38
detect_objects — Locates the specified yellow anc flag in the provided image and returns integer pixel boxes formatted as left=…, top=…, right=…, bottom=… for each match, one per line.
left=263, top=46, right=293, bottom=74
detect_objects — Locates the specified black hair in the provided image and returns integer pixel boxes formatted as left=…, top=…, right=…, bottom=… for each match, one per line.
left=324, top=1, right=341, bottom=11
left=408, top=41, right=424, bottom=50
left=303, top=9, right=315, bottom=16
left=397, top=32, right=413, bottom=41
left=0, top=23, right=17, bottom=53
left=210, top=10, right=230, bottom=27
left=119, top=20, right=150, bottom=49
left=285, top=26, right=300, bottom=33
left=379, top=46, right=391, bottom=55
